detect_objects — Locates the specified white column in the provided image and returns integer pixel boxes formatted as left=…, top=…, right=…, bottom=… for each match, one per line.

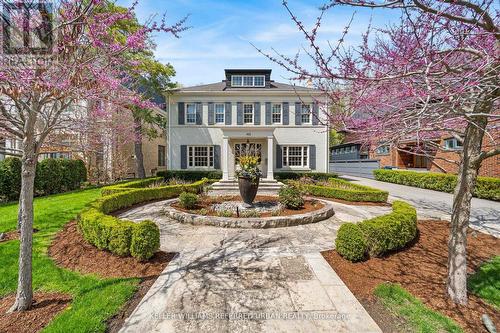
left=222, top=136, right=229, bottom=180
left=267, top=135, right=274, bottom=180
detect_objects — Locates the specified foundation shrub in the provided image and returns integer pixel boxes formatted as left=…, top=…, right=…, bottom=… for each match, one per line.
left=157, top=170, right=222, bottom=182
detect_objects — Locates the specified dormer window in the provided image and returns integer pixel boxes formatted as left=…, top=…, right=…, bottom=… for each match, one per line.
left=231, top=75, right=265, bottom=87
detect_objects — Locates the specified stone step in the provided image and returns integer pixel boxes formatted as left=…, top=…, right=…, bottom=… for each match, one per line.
left=210, top=179, right=284, bottom=192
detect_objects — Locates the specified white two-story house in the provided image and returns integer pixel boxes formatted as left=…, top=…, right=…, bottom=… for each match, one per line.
left=166, top=69, right=328, bottom=188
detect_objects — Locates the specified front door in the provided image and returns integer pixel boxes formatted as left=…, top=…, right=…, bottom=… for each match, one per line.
left=234, top=142, right=266, bottom=177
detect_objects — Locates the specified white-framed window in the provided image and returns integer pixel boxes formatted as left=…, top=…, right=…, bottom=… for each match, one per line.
left=215, top=103, right=225, bottom=123
left=301, top=104, right=311, bottom=124
left=231, top=76, right=242, bottom=86
left=375, top=145, right=390, bottom=155
left=243, top=103, right=253, bottom=124
left=444, top=138, right=463, bottom=150
left=272, top=104, right=282, bottom=124
left=186, top=103, right=196, bottom=124
left=254, top=76, right=265, bottom=86
left=283, top=146, right=309, bottom=168
left=188, top=146, right=214, bottom=168
left=231, top=75, right=265, bottom=87
left=243, top=76, right=253, bottom=86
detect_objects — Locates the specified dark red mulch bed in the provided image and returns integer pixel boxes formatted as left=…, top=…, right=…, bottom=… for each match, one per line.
left=0, top=293, right=71, bottom=333
left=322, top=220, right=500, bottom=332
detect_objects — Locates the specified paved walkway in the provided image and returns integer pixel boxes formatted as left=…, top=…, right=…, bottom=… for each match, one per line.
left=118, top=200, right=390, bottom=333
left=344, top=175, right=500, bottom=237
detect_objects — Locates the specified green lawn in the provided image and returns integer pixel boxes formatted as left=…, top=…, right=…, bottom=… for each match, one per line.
left=374, top=283, right=463, bottom=333
left=0, top=189, right=140, bottom=332
left=468, top=256, right=500, bottom=308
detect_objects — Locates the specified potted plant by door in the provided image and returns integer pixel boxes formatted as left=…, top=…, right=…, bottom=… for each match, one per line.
left=235, top=155, right=262, bottom=207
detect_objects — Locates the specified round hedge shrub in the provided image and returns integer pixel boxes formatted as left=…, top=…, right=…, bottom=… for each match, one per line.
left=179, top=191, right=198, bottom=209
left=130, top=221, right=160, bottom=260
left=278, top=185, right=304, bottom=209
left=335, top=223, right=367, bottom=262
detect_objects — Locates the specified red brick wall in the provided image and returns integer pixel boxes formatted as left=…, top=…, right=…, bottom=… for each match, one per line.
left=369, top=132, right=499, bottom=178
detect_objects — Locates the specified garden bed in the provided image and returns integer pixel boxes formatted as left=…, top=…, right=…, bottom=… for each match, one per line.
left=165, top=197, right=335, bottom=228
left=0, top=292, right=72, bottom=333
left=322, top=220, right=500, bottom=332
left=0, top=228, right=39, bottom=243
left=171, top=195, right=324, bottom=217
left=48, top=221, right=176, bottom=332
left=49, top=221, right=174, bottom=279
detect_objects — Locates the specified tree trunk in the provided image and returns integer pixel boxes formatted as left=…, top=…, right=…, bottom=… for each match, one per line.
left=9, top=142, right=37, bottom=312
left=134, top=116, right=146, bottom=179
left=447, top=117, right=486, bottom=305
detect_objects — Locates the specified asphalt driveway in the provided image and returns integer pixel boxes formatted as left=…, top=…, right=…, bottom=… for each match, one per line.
left=343, top=175, right=500, bottom=238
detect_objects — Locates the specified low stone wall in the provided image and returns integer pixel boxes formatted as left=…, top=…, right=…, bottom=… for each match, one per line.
left=163, top=198, right=335, bottom=229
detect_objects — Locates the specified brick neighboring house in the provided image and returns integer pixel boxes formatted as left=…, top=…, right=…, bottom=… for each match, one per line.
left=331, top=130, right=499, bottom=178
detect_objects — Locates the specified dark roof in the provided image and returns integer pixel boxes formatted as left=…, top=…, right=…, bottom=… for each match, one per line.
left=224, top=69, right=272, bottom=75
left=178, top=81, right=318, bottom=92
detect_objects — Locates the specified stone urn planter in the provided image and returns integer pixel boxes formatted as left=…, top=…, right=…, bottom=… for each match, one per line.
left=236, top=154, right=262, bottom=208
left=238, top=176, right=260, bottom=207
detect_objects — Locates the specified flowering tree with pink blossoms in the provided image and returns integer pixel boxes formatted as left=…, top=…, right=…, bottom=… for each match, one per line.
left=260, top=0, right=499, bottom=304
left=0, top=0, right=186, bottom=311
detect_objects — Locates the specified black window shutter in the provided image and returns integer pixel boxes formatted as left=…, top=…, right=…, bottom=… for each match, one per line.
left=295, top=102, right=302, bottom=125
left=254, top=102, right=261, bottom=125
left=196, top=102, right=202, bottom=125
left=214, top=145, right=221, bottom=169
left=309, top=145, right=316, bottom=170
left=180, top=145, right=187, bottom=169
left=282, top=102, right=289, bottom=125
left=312, top=101, right=319, bottom=125
left=265, top=102, right=272, bottom=125
left=178, top=102, right=185, bottom=125
left=225, top=102, right=232, bottom=125
left=208, top=102, right=214, bottom=125
left=237, top=102, right=243, bottom=125
left=276, top=144, right=282, bottom=169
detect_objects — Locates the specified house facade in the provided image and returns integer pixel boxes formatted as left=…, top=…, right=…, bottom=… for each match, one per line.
left=332, top=130, right=499, bottom=178
left=166, top=69, right=328, bottom=181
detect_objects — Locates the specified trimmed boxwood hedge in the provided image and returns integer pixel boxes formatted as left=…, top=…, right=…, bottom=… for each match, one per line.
left=156, top=170, right=339, bottom=182
left=78, top=179, right=207, bottom=260
left=157, top=170, right=223, bottom=181
left=335, top=201, right=417, bottom=261
left=373, top=169, right=500, bottom=201
left=303, top=178, right=388, bottom=202
left=274, top=171, right=338, bottom=181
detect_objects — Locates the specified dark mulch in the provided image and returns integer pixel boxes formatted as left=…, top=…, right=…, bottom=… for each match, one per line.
left=172, top=195, right=325, bottom=217
left=48, top=221, right=176, bottom=332
left=48, top=221, right=175, bottom=279
left=0, top=293, right=72, bottom=333
left=322, top=220, right=500, bottom=333
left=0, top=228, right=39, bottom=243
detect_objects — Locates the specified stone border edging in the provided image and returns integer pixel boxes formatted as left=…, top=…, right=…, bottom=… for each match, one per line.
left=162, top=198, right=335, bottom=229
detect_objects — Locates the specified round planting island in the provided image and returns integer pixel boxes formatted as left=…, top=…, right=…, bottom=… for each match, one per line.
left=163, top=196, right=335, bottom=229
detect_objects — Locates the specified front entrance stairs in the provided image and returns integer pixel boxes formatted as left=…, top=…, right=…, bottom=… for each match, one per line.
left=208, top=178, right=284, bottom=196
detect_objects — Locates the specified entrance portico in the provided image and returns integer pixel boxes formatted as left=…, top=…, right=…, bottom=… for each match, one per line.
left=221, top=128, right=275, bottom=181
